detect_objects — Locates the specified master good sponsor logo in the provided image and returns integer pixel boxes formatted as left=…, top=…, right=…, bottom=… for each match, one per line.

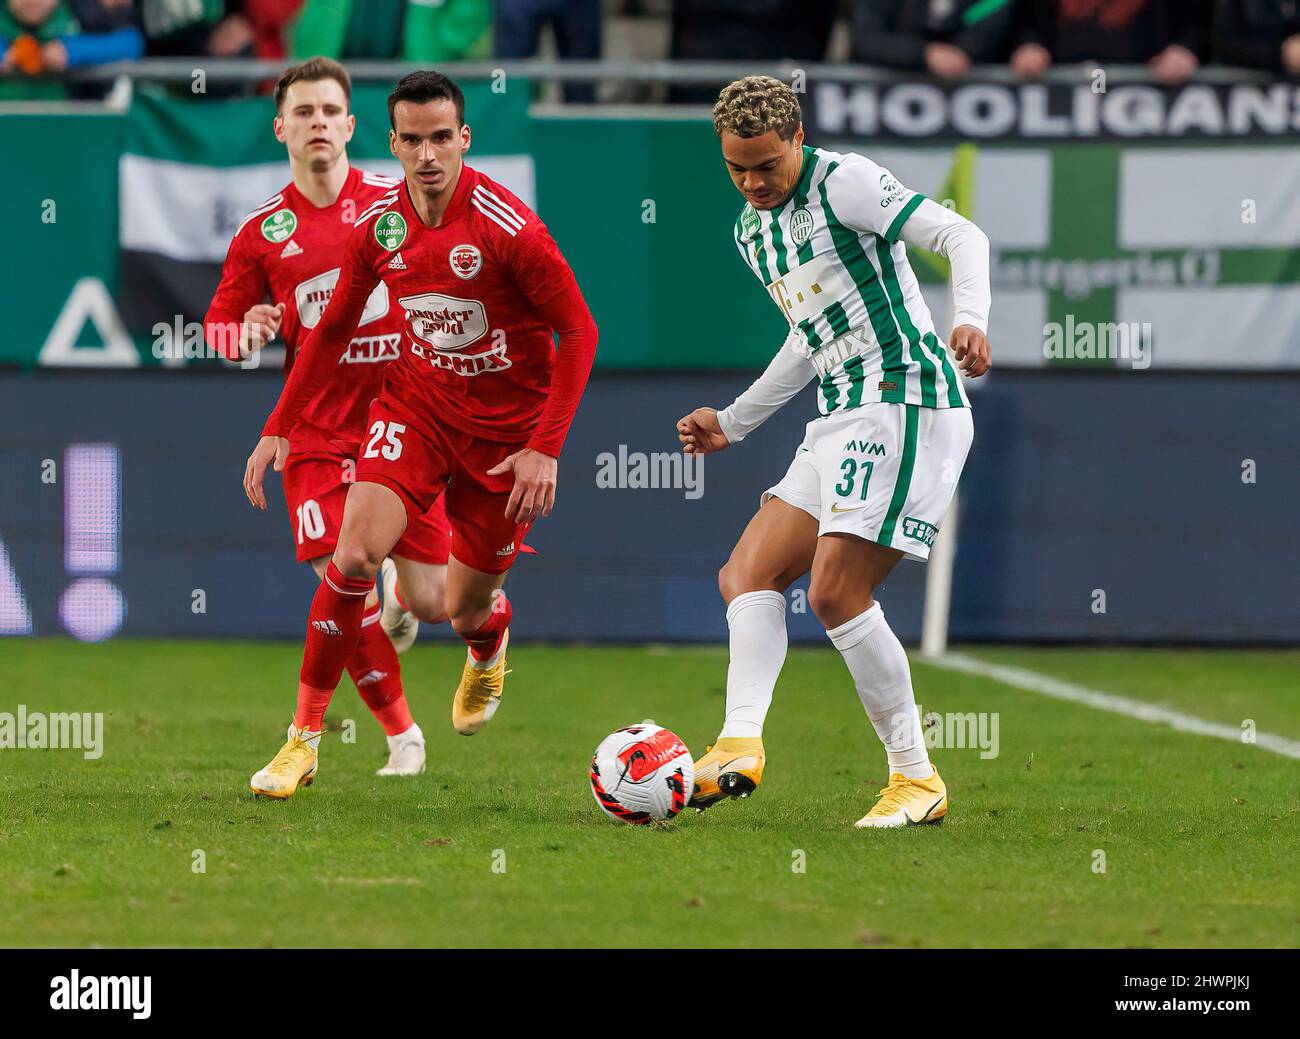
left=399, top=292, right=508, bottom=376
left=295, top=270, right=391, bottom=329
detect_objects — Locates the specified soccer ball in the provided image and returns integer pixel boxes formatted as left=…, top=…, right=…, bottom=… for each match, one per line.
left=589, top=724, right=694, bottom=825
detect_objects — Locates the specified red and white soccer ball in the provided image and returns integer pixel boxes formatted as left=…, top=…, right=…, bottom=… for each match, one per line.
left=590, top=724, right=694, bottom=825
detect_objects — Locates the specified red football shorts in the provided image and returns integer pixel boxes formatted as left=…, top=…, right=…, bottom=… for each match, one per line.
left=355, top=396, right=532, bottom=575
left=281, top=452, right=451, bottom=565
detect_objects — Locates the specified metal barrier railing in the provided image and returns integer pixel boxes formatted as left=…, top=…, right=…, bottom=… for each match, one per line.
left=66, top=57, right=1272, bottom=87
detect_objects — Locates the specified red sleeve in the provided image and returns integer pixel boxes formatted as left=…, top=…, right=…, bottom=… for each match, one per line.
left=204, top=230, right=269, bottom=361
left=507, top=222, right=597, bottom=457
left=262, top=227, right=380, bottom=438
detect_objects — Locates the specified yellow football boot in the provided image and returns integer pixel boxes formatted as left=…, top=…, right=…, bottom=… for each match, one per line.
left=688, top=736, right=765, bottom=811
left=249, top=723, right=319, bottom=799
left=452, top=629, right=508, bottom=735
left=855, top=768, right=947, bottom=829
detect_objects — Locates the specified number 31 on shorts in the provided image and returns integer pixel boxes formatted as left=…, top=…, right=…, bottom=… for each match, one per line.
left=364, top=420, right=406, bottom=461
left=835, top=457, right=874, bottom=500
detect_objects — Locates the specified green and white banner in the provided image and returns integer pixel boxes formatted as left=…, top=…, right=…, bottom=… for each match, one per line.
left=860, top=140, right=1300, bottom=369
left=1, top=97, right=1297, bottom=371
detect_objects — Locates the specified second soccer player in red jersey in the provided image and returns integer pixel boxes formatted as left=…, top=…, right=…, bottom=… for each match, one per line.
left=205, top=59, right=456, bottom=785
left=242, top=70, right=599, bottom=799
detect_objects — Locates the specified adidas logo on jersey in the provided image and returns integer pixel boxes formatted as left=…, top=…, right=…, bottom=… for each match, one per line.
left=280, top=239, right=302, bottom=258
left=496, top=542, right=515, bottom=556
left=387, top=252, right=407, bottom=270
left=312, top=619, right=343, bottom=635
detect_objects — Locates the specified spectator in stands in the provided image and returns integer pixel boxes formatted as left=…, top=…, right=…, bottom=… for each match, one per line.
left=242, top=0, right=301, bottom=59
left=495, top=0, right=600, bottom=103
left=291, top=0, right=490, bottom=62
left=669, top=0, right=836, bottom=103
left=0, top=0, right=143, bottom=99
left=1010, top=0, right=1210, bottom=84
left=1214, top=0, right=1300, bottom=74
left=141, top=0, right=256, bottom=58
left=849, top=0, right=1016, bottom=79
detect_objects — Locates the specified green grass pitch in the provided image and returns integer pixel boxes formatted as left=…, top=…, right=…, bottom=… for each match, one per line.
left=3, top=639, right=1297, bottom=948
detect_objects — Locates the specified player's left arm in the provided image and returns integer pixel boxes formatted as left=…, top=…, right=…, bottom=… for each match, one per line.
left=485, top=220, right=598, bottom=523
left=827, top=159, right=992, bottom=378
left=897, top=200, right=992, bottom=377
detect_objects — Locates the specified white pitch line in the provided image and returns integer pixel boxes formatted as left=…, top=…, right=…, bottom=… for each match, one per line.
left=922, top=652, right=1300, bottom=761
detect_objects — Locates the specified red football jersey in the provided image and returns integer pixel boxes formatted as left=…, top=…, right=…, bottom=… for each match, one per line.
left=263, top=163, right=596, bottom=456
left=205, top=165, right=404, bottom=456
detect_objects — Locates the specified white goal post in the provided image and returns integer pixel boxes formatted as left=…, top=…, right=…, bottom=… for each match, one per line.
left=920, top=494, right=959, bottom=658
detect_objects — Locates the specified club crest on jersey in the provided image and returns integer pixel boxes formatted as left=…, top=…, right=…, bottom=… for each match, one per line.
left=740, top=204, right=760, bottom=241
left=374, top=211, right=408, bottom=251
left=789, top=207, right=814, bottom=245
left=261, top=209, right=297, bottom=243
left=449, top=244, right=482, bottom=280
left=399, top=291, right=509, bottom=377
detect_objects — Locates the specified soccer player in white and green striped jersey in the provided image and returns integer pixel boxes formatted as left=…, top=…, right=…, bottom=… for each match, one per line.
left=678, top=76, right=992, bottom=829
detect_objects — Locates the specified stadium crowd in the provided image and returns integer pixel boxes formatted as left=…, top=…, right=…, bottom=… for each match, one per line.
left=2, top=0, right=1298, bottom=100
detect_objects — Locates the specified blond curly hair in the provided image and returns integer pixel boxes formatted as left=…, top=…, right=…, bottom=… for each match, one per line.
left=713, top=76, right=802, bottom=141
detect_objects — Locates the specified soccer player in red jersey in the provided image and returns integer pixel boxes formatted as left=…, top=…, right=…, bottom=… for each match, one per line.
left=241, top=70, right=599, bottom=799
left=204, top=58, right=455, bottom=786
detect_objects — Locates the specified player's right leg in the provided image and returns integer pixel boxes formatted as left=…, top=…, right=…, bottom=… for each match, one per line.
left=250, top=482, right=409, bottom=798
left=303, top=556, right=426, bottom=778
left=445, top=557, right=511, bottom=735
left=380, top=498, right=453, bottom=652
left=690, top=495, right=819, bottom=811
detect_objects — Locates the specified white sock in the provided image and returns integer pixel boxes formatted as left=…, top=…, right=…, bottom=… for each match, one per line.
left=718, top=590, right=788, bottom=739
left=825, top=602, right=932, bottom=780
left=387, top=722, right=423, bottom=748
left=290, top=723, right=323, bottom=751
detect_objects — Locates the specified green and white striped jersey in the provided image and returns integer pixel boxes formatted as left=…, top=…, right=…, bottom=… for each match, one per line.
left=733, top=145, right=969, bottom=414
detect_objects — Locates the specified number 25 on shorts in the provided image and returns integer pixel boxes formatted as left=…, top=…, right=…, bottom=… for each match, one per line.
left=364, top=421, right=406, bottom=461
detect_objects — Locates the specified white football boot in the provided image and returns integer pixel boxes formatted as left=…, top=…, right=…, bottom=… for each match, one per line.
left=380, top=557, right=419, bottom=653
left=376, top=723, right=426, bottom=776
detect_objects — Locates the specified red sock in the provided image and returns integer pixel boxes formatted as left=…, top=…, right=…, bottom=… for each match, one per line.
left=464, top=590, right=511, bottom=662
left=346, top=606, right=415, bottom=736
left=294, top=561, right=373, bottom=731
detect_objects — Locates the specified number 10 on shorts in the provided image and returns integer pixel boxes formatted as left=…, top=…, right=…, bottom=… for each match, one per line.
left=364, top=421, right=406, bottom=461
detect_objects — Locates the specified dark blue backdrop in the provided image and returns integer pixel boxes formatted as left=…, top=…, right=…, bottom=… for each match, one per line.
left=2, top=369, right=1297, bottom=644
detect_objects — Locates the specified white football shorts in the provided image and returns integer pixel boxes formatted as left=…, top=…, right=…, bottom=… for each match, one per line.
left=762, top=403, right=973, bottom=562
